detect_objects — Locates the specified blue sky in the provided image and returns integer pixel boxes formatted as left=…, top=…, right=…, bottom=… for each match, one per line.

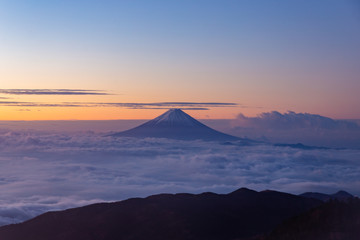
left=0, top=0, right=359, bottom=119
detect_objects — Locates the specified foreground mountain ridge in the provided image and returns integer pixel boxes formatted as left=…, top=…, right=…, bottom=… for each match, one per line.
left=0, top=187, right=324, bottom=240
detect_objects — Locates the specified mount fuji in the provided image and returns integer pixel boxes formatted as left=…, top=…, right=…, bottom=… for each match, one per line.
left=110, top=109, right=240, bottom=141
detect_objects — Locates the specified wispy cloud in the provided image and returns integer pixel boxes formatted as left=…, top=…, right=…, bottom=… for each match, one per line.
left=0, top=89, right=238, bottom=110
left=0, top=101, right=237, bottom=109
left=0, top=89, right=110, bottom=95
left=16, top=109, right=31, bottom=112
left=99, top=102, right=237, bottom=109
left=0, top=101, right=86, bottom=107
left=129, top=107, right=211, bottom=110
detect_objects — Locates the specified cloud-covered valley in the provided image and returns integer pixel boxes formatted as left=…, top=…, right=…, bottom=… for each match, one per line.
left=0, top=129, right=359, bottom=226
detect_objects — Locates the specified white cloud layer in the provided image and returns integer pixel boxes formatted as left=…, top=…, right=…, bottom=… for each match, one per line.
left=0, top=130, right=359, bottom=226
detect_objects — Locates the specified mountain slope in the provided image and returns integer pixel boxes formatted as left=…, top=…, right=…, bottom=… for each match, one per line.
left=110, top=109, right=240, bottom=141
left=265, top=198, right=360, bottom=240
left=0, top=188, right=322, bottom=240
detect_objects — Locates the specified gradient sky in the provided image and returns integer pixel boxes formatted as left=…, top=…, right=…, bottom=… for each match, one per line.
left=0, top=0, right=359, bottom=120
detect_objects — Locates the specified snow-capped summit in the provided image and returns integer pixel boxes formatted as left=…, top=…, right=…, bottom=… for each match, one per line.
left=142, top=109, right=208, bottom=127
left=110, top=109, right=240, bottom=141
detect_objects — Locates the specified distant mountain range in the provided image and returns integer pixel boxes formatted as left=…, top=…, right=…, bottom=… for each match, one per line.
left=109, top=109, right=241, bottom=141
left=0, top=188, right=355, bottom=240
left=300, top=190, right=354, bottom=202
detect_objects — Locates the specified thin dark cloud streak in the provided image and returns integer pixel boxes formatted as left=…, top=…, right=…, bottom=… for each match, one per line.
left=0, top=101, right=238, bottom=109
left=0, top=89, right=110, bottom=95
left=101, top=102, right=238, bottom=109
left=153, top=102, right=237, bottom=106
left=0, top=101, right=86, bottom=107
left=127, top=107, right=210, bottom=110
left=0, top=89, right=238, bottom=109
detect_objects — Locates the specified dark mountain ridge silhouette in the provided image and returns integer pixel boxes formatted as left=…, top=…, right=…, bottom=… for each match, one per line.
left=0, top=188, right=322, bottom=240
left=109, top=109, right=241, bottom=141
left=265, top=197, right=360, bottom=240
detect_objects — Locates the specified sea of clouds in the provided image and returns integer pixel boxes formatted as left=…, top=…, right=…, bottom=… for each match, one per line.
left=0, top=126, right=359, bottom=226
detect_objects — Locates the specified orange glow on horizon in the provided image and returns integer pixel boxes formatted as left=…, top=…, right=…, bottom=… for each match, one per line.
left=1, top=105, right=357, bottom=121
left=0, top=106, right=246, bottom=121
